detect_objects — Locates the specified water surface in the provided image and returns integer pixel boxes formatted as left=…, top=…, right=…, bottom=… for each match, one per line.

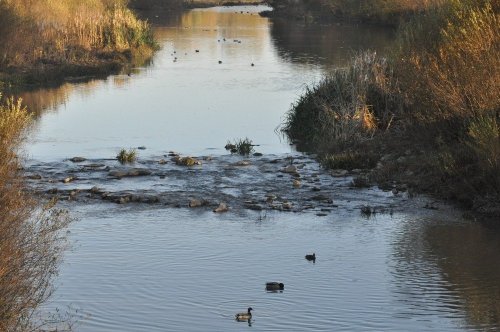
left=25, top=6, right=500, bottom=331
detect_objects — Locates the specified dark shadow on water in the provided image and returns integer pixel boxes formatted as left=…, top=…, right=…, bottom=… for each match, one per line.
left=391, top=218, right=500, bottom=330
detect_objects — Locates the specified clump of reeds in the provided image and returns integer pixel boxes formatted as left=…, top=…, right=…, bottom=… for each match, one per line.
left=225, top=138, right=255, bottom=156
left=320, top=151, right=378, bottom=170
left=0, top=93, right=70, bottom=330
left=0, top=0, right=158, bottom=76
left=282, top=51, right=403, bottom=150
left=117, top=148, right=137, bottom=164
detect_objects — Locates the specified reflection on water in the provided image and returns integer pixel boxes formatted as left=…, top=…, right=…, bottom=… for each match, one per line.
left=20, top=6, right=500, bottom=331
left=270, top=18, right=396, bottom=68
left=425, top=223, right=500, bottom=329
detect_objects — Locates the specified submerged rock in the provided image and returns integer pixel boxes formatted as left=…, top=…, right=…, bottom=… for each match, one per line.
left=282, top=165, right=298, bottom=174
left=69, top=157, right=86, bottom=163
left=189, top=199, right=209, bottom=208
left=234, top=160, right=251, bottom=166
left=213, top=202, right=229, bottom=213
left=109, top=168, right=152, bottom=178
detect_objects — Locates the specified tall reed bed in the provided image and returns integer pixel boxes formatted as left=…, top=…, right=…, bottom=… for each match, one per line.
left=0, top=94, right=70, bottom=330
left=282, top=52, right=403, bottom=150
left=0, top=0, right=156, bottom=70
left=282, top=0, right=499, bottom=213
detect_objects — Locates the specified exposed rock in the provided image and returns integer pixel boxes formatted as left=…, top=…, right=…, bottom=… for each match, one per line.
left=158, top=159, right=168, bottom=164
left=90, top=186, right=102, bottom=194
left=27, top=174, right=42, bottom=180
left=310, top=194, right=331, bottom=201
left=62, top=176, right=75, bottom=183
left=69, top=157, right=86, bottom=163
left=234, top=160, right=251, bottom=166
left=253, top=152, right=263, bottom=157
left=189, top=199, right=208, bottom=208
left=282, top=165, right=298, bottom=174
left=213, top=202, right=228, bottom=213
left=109, top=170, right=128, bottom=178
left=331, top=169, right=348, bottom=177
left=109, top=168, right=151, bottom=178
left=128, top=168, right=152, bottom=176
left=293, top=179, right=301, bottom=188
left=316, top=213, right=328, bottom=217
left=245, top=203, right=263, bottom=210
left=137, top=146, right=146, bottom=150
left=282, top=202, right=292, bottom=210
left=175, top=156, right=201, bottom=166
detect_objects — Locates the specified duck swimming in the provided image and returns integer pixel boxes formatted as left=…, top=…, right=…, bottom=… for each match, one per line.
left=266, top=282, right=284, bottom=291
left=235, top=307, right=253, bottom=321
left=305, top=253, right=316, bottom=261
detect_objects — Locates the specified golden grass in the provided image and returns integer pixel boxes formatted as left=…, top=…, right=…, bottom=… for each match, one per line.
left=0, top=0, right=156, bottom=70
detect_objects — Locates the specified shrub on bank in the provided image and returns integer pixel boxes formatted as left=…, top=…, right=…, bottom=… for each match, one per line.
left=0, top=93, right=70, bottom=330
left=282, top=0, right=499, bottom=215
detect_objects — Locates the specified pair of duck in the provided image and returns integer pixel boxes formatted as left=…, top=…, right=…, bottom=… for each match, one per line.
left=235, top=282, right=283, bottom=321
left=236, top=253, right=315, bottom=321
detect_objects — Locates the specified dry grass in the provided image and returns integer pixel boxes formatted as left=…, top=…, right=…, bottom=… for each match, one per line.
left=0, top=93, right=70, bottom=330
left=282, top=0, right=500, bottom=215
left=0, top=0, right=157, bottom=76
left=282, top=52, right=403, bottom=150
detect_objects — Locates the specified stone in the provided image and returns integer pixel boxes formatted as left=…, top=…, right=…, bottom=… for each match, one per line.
left=293, top=179, right=301, bottom=188
left=158, top=159, right=168, bottom=164
left=27, top=174, right=42, bottom=180
left=137, top=146, right=146, bottom=150
left=282, top=202, right=292, bottom=210
left=69, top=157, right=86, bottom=163
left=189, top=199, right=203, bottom=208
left=213, top=202, right=228, bottom=213
left=234, top=160, right=250, bottom=166
left=283, top=165, right=298, bottom=174
left=253, top=152, right=263, bottom=157
left=62, top=176, right=75, bottom=183
left=176, top=157, right=201, bottom=166
left=128, top=168, right=152, bottom=176
left=90, top=186, right=102, bottom=194
left=331, top=169, right=348, bottom=177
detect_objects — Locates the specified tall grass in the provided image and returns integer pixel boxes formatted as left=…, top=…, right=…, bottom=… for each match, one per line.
left=282, top=52, right=403, bottom=150
left=282, top=0, right=500, bottom=213
left=0, top=0, right=157, bottom=72
left=0, top=93, right=70, bottom=330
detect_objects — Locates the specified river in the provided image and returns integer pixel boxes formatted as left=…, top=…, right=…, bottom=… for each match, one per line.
left=23, top=6, right=500, bottom=331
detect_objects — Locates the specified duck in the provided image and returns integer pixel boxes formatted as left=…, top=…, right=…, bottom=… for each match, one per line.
left=305, top=253, right=316, bottom=261
left=235, top=307, right=253, bottom=321
left=266, top=282, right=284, bottom=291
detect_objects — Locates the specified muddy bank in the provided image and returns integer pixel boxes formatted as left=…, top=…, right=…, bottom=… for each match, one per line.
left=24, top=152, right=436, bottom=217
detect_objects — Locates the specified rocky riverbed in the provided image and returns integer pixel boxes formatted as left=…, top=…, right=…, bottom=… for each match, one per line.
left=24, top=151, right=425, bottom=216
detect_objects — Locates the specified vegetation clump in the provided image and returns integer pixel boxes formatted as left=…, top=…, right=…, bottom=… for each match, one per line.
left=117, top=148, right=137, bottom=164
left=0, top=0, right=158, bottom=85
left=282, top=0, right=500, bottom=218
left=0, top=93, right=70, bottom=330
left=225, top=138, right=255, bottom=156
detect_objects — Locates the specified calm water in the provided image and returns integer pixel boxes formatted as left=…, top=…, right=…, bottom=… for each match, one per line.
left=25, top=6, right=500, bottom=331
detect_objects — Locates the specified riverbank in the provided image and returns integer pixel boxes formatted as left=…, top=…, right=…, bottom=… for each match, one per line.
left=0, top=94, right=70, bottom=330
left=0, top=0, right=157, bottom=88
left=281, top=1, right=500, bottom=220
